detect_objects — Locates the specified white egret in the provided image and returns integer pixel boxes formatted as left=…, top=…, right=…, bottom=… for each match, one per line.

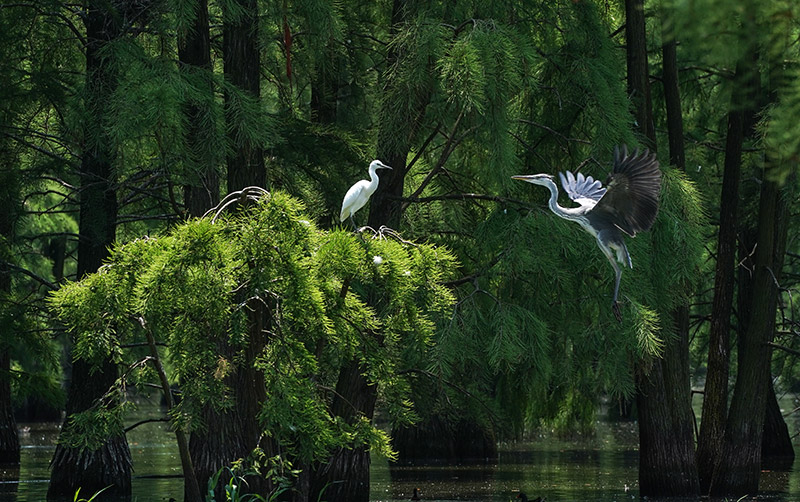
left=340, top=160, right=392, bottom=228
left=512, top=145, right=661, bottom=320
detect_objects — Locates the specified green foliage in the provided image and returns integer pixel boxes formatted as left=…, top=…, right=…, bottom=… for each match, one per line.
left=60, top=396, right=134, bottom=451
left=6, top=0, right=790, bottom=458
left=72, top=486, right=111, bottom=502
left=50, top=191, right=456, bottom=462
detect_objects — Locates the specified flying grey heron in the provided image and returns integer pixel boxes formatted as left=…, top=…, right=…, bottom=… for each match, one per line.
left=340, top=160, right=392, bottom=228
left=512, top=145, right=661, bottom=320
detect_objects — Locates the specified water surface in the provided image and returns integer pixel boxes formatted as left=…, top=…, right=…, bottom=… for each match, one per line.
left=2, top=415, right=800, bottom=501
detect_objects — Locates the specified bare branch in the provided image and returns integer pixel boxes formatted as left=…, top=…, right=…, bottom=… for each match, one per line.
left=123, top=417, right=169, bottom=433
left=1, top=262, right=58, bottom=290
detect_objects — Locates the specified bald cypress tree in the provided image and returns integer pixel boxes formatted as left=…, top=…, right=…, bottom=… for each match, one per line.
left=49, top=1, right=131, bottom=498
left=179, top=0, right=220, bottom=217
left=627, top=0, right=698, bottom=495
left=224, top=0, right=266, bottom=192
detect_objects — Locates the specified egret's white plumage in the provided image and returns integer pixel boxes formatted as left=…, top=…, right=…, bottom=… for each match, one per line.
left=340, top=160, right=392, bottom=227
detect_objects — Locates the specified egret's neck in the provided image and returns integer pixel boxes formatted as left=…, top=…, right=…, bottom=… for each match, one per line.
left=368, top=166, right=380, bottom=184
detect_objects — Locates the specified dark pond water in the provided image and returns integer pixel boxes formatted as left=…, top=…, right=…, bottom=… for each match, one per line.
left=2, top=406, right=800, bottom=502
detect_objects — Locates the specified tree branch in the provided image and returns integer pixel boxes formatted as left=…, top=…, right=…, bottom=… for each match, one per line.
left=123, top=417, right=169, bottom=433
left=402, top=109, right=469, bottom=210
left=1, top=262, right=58, bottom=290
left=767, top=341, right=800, bottom=358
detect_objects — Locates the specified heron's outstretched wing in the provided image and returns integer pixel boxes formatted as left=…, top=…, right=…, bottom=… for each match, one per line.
left=559, top=170, right=606, bottom=208
left=590, top=145, right=661, bottom=237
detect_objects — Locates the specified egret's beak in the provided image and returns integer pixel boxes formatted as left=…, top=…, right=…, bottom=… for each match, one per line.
left=378, top=162, right=393, bottom=170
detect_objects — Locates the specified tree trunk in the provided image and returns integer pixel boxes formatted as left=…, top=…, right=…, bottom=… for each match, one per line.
left=189, top=4, right=269, bottom=494
left=310, top=361, right=378, bottom=502
left=310, top=59, right=339, bottom=125
left=179, top=0, right=219, bottom=217
left=625, top=0, right=654, bottom=148
left=49, top=361, right=131, bottom=501
left=761, top=376, right=793, bottom=467
left=0, top=351, right=18, bottom=465
left=695, top=60, right=748, bottom=493
left=760, top=187, right=792, bottom=464
left=49, top=2, right=130, bottom=498
left=635, top=332, right=698, bottom=495
left=0, top=153, right=19, bottom=465
left=223, top=0, right=266, bottom=192
left=190, top=297, right=269, bottom=497
left=627, top=0, right=698, bottom=494
left=759, top=24, right=793, bottom=468
left=660, top=25, right=684, bottom=171
left=367, top=0, right=427, bottom=231
left=710, top=175, right=781, bottom=495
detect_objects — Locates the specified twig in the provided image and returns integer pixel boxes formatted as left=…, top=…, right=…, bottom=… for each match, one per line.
left=124, top=417, right=169, bottom=433
left=767, top=341, right=800, bottom=358
left=1, top=262, right=58, bottom=290
left=402, top=109, right=468, bottom=210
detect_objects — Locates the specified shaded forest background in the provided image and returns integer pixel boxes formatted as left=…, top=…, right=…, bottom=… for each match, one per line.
left=1, top=0, right=800, bottom=500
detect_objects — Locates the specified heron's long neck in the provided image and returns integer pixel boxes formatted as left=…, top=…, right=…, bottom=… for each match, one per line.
left=543, top=180, right=570, bottom=218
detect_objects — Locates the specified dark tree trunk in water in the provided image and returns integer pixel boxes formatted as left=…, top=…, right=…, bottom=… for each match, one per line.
left=311, top=361, right=377, bottom=502
left=710, top=176, right=783, bottom=495
left=393, top=416, right=497, bottom=462
left=49, top=361, right=131, bottom=500
left=49, top=2, right=130, bottom=499
left=0, top=352, right=18, bottom=465
left=761, top=185, right=792, bottom=465
left=696, top=59, right=750, bottom=493
left=635, top=307, right=699, bottom=495
left=223, top=0, right=266, bottom=192
left=316, top=2, right=427, bottom=493
left=190, top=4, right=269, bottom=494
left=179, top=0, right=219, bottom=217
left=761, top=377, right=793, bottom=467
left=627, top=0, right=698, bottom=495
left=190, top=300, right=269, bottom=498
left=0, top=164, right=19, bottom=464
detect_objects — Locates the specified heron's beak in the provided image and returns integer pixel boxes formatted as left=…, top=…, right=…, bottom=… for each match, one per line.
left=379, top=163, right=393, bottom=170
left=511, top=174, right=551, bottom=183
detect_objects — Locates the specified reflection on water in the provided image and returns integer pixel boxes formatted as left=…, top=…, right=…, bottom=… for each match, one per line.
left=372, top=422, right=641, bottom=502
left=2, top=415, right=800, bottom=501
left=1, top=417, right=184, bottom=502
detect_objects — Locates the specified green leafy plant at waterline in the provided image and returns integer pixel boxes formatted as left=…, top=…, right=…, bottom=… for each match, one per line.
left=207, top=466, right=284, bottom=502
left=72, top=486, right=110, bottom=502
left=206, top=461, right=333, bottom=502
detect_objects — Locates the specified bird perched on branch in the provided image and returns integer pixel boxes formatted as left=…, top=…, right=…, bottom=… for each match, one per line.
left=512, top=145, right=661, bottom=321
left=340, top=159, right=392, bottom=229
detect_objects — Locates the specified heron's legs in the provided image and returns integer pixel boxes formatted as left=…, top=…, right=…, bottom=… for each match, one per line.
left=610, top=263, right=622, bottom=322
left=597, top=232, right=624, bottom=322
